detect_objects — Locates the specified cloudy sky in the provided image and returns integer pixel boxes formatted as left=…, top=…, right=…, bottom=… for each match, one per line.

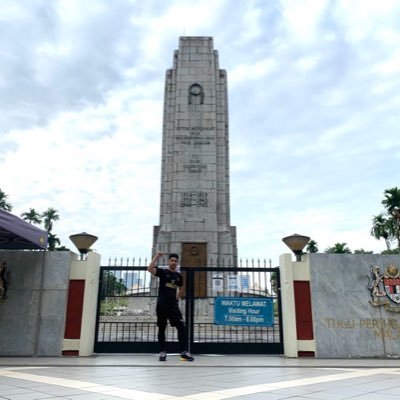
left=1, top=0, right=399, bottom=264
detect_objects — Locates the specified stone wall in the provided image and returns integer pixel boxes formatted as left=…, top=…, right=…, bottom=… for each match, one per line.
left=309, top=253, right=400, bottom=358
left=0, top=250, right=73, bottom=356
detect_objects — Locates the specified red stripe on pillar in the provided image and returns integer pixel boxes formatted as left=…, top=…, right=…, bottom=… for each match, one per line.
left=293, top=280, right=314, bottom=340
left=64, top=280, right=85, bottom=339
left=298, top=351, right=315, bottom=357
left=62, top=350, right=79, bottom=356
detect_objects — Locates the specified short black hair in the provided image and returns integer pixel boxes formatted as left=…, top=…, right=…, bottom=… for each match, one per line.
left=169, top=253, right=179, bottom=260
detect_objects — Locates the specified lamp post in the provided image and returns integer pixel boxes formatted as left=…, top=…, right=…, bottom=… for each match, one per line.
left=282, top=233, right=310, bottom=261
left=69, top=232, right=98, bottom=260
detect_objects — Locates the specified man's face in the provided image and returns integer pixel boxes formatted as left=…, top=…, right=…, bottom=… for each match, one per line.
left=168, top=257, right=178, bottom=271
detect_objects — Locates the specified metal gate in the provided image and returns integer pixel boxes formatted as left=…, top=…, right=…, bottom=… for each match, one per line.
left=94, top=260, right=283, bottom=354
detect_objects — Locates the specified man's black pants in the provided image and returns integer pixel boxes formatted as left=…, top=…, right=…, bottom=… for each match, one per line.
left=156, top=303, right=186, bottom=353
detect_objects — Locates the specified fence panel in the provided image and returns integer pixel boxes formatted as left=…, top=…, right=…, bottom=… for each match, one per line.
left=94, top=261, right=282, bottom=354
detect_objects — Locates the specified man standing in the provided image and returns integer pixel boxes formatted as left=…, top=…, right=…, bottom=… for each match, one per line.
left=147, top=252, right=194, bottom=362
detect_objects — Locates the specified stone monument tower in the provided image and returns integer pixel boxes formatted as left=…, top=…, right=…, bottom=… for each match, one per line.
left=153, top=37, right=237, bottom=269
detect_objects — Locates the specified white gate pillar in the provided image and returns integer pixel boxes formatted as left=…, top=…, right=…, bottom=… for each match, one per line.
left=280, top=253, right=316, bottom=357
left=62, top=252, right=101, bottom=356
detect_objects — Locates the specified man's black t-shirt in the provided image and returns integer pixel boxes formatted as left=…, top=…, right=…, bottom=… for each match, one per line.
left=155, top=268, right=183, bottom=305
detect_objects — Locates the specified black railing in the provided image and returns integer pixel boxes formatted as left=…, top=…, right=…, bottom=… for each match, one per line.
left=94, top=260, right=282, bottom=354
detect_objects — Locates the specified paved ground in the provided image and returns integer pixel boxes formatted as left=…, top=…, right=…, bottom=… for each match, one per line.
left=1, top=354, right=400, bottom=399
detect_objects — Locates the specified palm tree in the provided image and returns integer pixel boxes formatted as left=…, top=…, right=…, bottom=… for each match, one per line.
left=325, top=243, right=352, bottom=254
left=370, top=213, right=392, bottom=250
left=42, top=207, right=60, bottom=233
left=306, top=240, right=318, bottom=253
left=0, top=189, right=12, bottom=211
left=382, top=187, right=400, bottom=214
left=47, top=233, right=61, bottom=251
left=381, top=187, right=400, bottom=248
left=21, top=208, right=42, bottom=225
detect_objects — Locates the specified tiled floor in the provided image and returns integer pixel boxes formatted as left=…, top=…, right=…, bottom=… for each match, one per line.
left=0, top=355, right=400, bottom=399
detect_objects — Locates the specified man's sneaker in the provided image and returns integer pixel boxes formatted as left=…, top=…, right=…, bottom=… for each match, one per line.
left=159, top=352, right=167, bottom=361
left=179, top=351, right=194, bottom=361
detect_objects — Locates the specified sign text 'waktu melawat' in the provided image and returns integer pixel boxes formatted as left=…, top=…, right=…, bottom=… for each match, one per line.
left=214, top=297, right=274, bottom=326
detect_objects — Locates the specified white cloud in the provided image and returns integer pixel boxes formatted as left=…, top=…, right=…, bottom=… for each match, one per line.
left=230, top=58, right=277, bottom=85
left=372, top=52, right=400, bottom=76
left=280, top=0, right=327, bottom=43
left=296, top=55, right=319, bottom=72
left=0, top=0, right=399, bottom=264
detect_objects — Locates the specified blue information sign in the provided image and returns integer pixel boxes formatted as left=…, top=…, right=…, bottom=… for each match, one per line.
left=214, top=297, right=274, bottom=326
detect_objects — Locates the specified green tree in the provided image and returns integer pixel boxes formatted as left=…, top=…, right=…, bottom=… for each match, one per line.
left=354, top=249, right=373, bottom=254
left=42, top=207, right=60, bottom=233
left=381, top=248, right=400, bottom=254
left=382, top=187, right=400, bottom=214
left=0, top=189, right=12, bottom=211
left=47, top=233, right=61, bottom=251
left=42, top=208, right=64, bottom=251
left=381, top=187, right=400, bottom=248
left=371, top=213, right=393, bottom=250
left=100, top=271, right=128, bottom=300
left=325, top=243, right=352, bottom=254
left=21, top=208, right=42, bottom=225
left=306, top=239, right=318, bottom=253
left=100, top=298, right=128, bottom=316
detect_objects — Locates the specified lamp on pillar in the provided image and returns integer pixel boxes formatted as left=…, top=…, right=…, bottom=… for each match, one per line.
left=69, top=232, right=98, bottom=260
left=282, top=233, right=310, bottom=261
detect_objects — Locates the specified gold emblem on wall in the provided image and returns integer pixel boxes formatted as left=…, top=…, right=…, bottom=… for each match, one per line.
left=368, top=264, right=400, bottom=312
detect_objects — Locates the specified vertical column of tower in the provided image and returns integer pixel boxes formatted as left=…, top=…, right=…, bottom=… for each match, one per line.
left=215, top=55, right=237, bottom=264
left=153, top=37, right=237, bottom=266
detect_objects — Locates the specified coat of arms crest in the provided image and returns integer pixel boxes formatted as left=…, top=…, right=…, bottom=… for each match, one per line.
left=368, top=264, right=400, bottom=312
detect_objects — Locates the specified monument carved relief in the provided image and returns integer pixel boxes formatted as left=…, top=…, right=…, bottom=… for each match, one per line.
left=188, top=83, right=204, bottom=105
left=180, top=192, right=208, bottom=208
left=175, top=131, right=213, bottom=145
left=183, top=155, right=207, bottom=173
left=368, top=264, right=400, bottom=312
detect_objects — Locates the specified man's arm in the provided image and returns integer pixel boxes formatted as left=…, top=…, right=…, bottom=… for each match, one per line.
left=147, top=251, right=163, bottom=275
left=177, top=273, right=184, bottom=299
